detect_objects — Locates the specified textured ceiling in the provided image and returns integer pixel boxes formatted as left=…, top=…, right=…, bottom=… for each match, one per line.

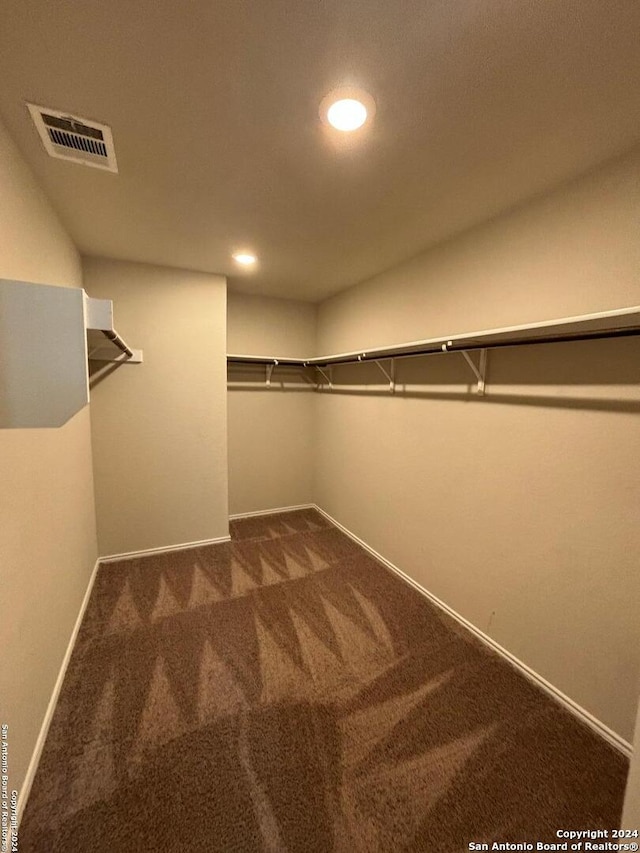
left=1, top=0, right=639, bottom=301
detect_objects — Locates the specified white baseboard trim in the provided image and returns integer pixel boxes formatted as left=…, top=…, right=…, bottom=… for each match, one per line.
left=17, top=556, right=101, bottom=826
left=99, top=535, right=231, bottom=563
left=313, top=504, right=632, bottom=758
left=16, top=501, right=629, bottom=837
left=100, top=508, right=318, bottom=562
left=229, top=503, right=315, bottom=521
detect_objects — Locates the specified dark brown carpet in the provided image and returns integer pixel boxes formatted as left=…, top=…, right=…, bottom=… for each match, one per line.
left=20, top=509, right=627, bottom=852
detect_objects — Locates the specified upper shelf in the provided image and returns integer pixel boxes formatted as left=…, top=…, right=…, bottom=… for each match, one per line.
left=0, top=279, right=141, bottom=429
left=228, top=305, right=640, bottom=367
left=85, top=296, right=142, bottom=364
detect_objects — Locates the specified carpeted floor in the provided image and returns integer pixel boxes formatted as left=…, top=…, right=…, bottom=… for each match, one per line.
left=20, top=508, right=627, bottom=852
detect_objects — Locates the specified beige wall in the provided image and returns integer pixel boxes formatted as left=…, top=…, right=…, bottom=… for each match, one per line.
left=318, top=150, right=640, bottom=351
left=0, top=117, right=98, bottom=801
left=315, top=147, right=640, bottom=742
left=227, top=292, right=316, bottom=357
left=622, top=692, right=640, bottom=827
left=227, top=292, right=316, bottom=515
left=84, top=258, right=228, bottom=556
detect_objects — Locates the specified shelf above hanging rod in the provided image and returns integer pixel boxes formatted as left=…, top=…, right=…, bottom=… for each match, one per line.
left=227, top=305, right=640, bottom=368
left=228, top=355, right=307, bottom=365
left=85, top=296, right=143, bottom=363
left=0, top=280, right=143, bottom=428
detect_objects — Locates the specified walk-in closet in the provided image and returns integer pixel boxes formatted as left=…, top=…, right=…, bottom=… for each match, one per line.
left=2, top=1, right=640, bottom=850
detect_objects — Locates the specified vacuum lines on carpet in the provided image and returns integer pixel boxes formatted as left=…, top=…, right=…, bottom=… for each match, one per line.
left=20, top=509, right=627, bottom=851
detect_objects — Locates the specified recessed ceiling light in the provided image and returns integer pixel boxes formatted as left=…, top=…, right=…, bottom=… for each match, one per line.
left=327, top=98, right=368, bottom=132
left=232, top=252, right=257, bottom=266
left=320, top=87, right=375, bottom=133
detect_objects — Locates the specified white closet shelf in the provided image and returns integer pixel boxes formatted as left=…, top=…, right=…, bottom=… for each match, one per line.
left=0, top=279, right=142, bottom=428
left=85, top=296, right=142, bottom=364
left=228, top=305, right=640, bottom=396
left=228, top=305, right=640, bottom=367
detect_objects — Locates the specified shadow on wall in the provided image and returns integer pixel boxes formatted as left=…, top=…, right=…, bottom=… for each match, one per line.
left=228, top=337, right=640, bottom=413
left=88, top=360, right=122, bottom=388
left=227, top=364, right=316, bottom=392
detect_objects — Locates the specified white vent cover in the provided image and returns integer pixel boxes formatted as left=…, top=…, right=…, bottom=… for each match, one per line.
left=27, top=103, right=118, bottom=172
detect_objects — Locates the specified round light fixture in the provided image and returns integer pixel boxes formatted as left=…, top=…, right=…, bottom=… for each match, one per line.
left=320, top=87, right=375, bottom=134
left=327, top=98, right=368, bottom=132
left=232, top=252, right=257, bottom=266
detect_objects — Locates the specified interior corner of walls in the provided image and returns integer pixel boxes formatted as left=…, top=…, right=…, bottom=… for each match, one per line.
left=226, top=291, right=317, bottom=515
left=310, top=298, right=320, bottom=359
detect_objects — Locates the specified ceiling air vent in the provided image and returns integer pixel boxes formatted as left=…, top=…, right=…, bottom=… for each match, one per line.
left=26, top=103, right=118, bottom=172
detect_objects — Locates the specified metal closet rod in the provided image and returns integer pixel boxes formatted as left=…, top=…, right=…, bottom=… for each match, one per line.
left=102, top=329, right=134, bottom=359
left=227, top=324, right=640, bottom=368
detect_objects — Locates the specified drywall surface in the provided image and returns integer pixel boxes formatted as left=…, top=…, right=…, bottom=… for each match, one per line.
left=622, top=693, right=640, bottom=828
left=318, top=149, right=640, bottom=350
left=0, top=116, right=98, bottom=801
left=227, top=291, right=316, bottom=357
left=227, top=293, right=316, bottom=514
left=84, top=258, right=228, bottom=555
left=315, top=147, right=640, bottom=741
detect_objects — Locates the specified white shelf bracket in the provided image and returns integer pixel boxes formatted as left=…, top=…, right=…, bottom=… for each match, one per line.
left=460, top=349, right=488, bottom=395
left=316, top=365, right=333, bottom=390
left=266, top=360, right=278, bottom=387
left=374, top=359, right=396, bottom=393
